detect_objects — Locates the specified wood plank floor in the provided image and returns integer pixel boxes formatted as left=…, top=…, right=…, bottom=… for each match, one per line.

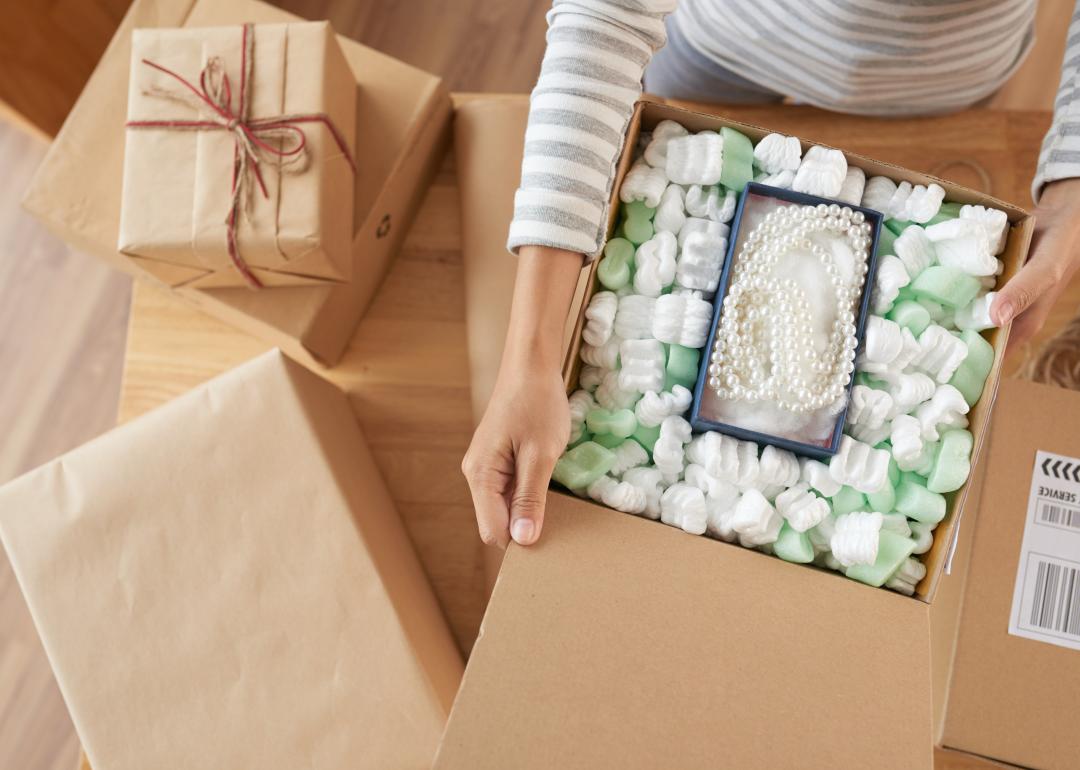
left=1, top=1, right=1077, bottom=769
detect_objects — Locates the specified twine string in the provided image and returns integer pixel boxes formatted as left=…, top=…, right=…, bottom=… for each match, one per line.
left=125, top=23, right=356, bottom=288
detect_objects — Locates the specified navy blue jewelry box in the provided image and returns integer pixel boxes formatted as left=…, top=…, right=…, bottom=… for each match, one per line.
left=688, top=182, right=884, bottom=460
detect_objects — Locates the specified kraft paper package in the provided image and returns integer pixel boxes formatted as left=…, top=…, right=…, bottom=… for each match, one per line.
left=24, top=0, right=451, bottom=366
left=119, top=22, right=357, bottom=290
left=0, top=350, right=462, bottom=770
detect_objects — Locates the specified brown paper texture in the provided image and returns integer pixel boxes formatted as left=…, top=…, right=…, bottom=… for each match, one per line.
left=0, top=350, right=462, bottom=770
left=24, top=0, right=452, bottom=365
left=119, top=22, right=356, bottom=288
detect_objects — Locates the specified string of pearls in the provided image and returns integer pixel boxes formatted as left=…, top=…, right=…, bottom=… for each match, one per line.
left=709, top=202, right=871, bottom=414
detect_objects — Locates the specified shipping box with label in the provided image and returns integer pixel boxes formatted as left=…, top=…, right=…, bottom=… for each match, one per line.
left=438, top=97, right=1079, bottom=769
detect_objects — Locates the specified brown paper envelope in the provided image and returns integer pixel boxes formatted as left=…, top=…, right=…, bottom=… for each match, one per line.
left=0, top=350, right=463, bottom=770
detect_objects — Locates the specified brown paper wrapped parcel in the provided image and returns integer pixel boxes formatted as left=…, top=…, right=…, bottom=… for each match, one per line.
left=119, top=22, right=357, bottom=289
left=0, top=350, right=462, bottom=770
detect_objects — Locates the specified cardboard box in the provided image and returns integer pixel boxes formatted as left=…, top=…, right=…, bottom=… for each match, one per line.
left=433, top=99, right=1070, bottom=769
left=0, top=350, right=463, bottom=770
left=24, top=0, right=451, bottom=366
left=119, top=22, right=357, bottom=289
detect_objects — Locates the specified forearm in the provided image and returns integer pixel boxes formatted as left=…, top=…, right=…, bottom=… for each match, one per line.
left=508, top=0, right=675, bottom=261
left=502, top=245, right=587, bottom=370
left=1032, top=0, right=1080, bottom=200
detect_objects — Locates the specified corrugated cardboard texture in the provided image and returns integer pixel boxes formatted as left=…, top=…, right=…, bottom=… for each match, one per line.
left=943, top=378, right=1080, bottom=769
left=23, top=0, right=451, bottom=365
left=434, top=492, right=934, bottom=770
left=0, top=350, right=462, bottom=770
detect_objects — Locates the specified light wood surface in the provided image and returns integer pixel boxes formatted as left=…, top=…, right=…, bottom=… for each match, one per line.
left=1, top=1, right=1078, bottom=769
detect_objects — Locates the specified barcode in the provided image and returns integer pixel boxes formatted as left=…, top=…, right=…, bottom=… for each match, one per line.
left=1040, top=500, right=1080, bottom=530
left=1029, top=559, right=1080, bottom=638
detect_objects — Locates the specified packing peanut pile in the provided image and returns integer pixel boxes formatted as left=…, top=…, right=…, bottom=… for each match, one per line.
left=554, top=120, right=1007, bottom=594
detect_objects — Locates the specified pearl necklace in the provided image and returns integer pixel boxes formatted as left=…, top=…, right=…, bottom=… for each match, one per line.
left=709, top=202, right=871, bottom=414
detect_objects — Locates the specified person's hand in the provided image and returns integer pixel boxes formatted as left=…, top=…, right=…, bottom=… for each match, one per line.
left=992, top=178, right=1080, bottom=345
left=461, top=245, right=585, bottom=548
left=462, top=358, right=570, bottom=548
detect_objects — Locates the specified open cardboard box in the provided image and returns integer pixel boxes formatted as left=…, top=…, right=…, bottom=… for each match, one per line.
left=433, top=99, right=1080, bottom=769
left=23, top=0, right=452, bottom=367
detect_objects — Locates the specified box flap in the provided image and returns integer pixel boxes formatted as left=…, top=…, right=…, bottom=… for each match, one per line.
left=0, top=350, right=462, bottom=770
left=944, top=377, right=1080, bottom=769
left=435, top=493, right=934, bottom=770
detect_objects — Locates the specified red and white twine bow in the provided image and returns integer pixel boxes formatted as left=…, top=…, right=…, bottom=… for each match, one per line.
left=125, top=23, right=356, bottom=289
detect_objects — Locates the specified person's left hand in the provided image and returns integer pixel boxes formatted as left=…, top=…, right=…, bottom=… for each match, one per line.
left=992, top=178, right=1080, bottom=346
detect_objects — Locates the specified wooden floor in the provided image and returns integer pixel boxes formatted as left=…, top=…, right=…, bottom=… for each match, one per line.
left=0, top=1, right=1076, bottom=769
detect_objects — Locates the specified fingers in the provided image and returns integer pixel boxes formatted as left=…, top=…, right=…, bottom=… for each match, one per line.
left=508, top=446, right=560, bottom=546
left=1007, top=288, right=1058, bottom=349
left=462, top=453, right=512, bottom=549
left=991, top=219, right=1071, bottom=328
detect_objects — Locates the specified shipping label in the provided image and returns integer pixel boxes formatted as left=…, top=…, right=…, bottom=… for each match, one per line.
left=1009, top=450, right=1080, bottom=651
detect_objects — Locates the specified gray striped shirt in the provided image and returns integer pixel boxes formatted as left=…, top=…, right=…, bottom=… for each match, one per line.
left=509, top=0, right=1080, bottom=260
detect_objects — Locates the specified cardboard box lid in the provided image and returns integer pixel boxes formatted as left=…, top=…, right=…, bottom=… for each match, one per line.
left=943, top=377, right=1080, bottom=769
left=0, top=350, right=462, bottom=770
left=23, top=0, right=451, bottom=365
left=434, top=493, right=935, bottom=770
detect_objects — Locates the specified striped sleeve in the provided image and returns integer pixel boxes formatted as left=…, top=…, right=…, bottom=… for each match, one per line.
left=1033, top=0, right=1080, bottom=201
left=508, top=0, right=675, bottom=261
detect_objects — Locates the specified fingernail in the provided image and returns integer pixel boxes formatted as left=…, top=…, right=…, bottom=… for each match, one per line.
left=511, top=518, right=537, bottom=545
left=996, top=299, right=1014, bottom=325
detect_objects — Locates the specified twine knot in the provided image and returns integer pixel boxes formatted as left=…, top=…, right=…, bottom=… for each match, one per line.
left=124, top=23, right=356, bottom=289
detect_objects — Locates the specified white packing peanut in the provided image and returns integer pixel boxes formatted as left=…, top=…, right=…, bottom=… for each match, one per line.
left=595, top=370, right=640, bottom=410
left=620, top=157, right=668, bottom=207
left=618, top=338, right=667, bottom=394
left=913, top=324, right=969, bottom=383
left=959, top=204, right=1009, bottom=255
left=775, top=483, right=831, bottom=532
left=893, top=225, right=937, bottom=279
left=800, top=457, right=843, bottom=498
left=678, top=216, right=730, bottom=248
left=676, top=229, right=727, bottom=294
left=870, top=254, right=911, bottom=315
left=582, top=291, right=617, bottom=347
left=652, top=293, right=713, bottom=348
left=900, top=183, right=946, bottom=224
left=654, top=184, right=687, bottom=234
left=836, top=166, right=866, bottom=206
left=635, top=385, right=693, bottom=428
left=614, top=295, right=656, bottom=340
left=654, top=416, right=692, bottom=482
left=890, top=414, right=929, bottom=472
left=846, top=385, right=894, bottom=430
left=954, top=291, right=997, bottom=331
left=829, top=435, right=891, bottom=494
left=610, top=439, right=650, bottom=477
left=831, top=511, right=884, bottom=567
left=644, top=120, right=689, bottom=169
left=579, top=365, right=605, bottom=392
left=792, top=145, right=847, bottom=198
left=914, top=383, right=970, bottom=441
left=753, top=133, right=802, bottom=174
left=580, top=334, right=622, bottom=370
left=634, top=230, right=678, bottom=297
left=730, top=488, right=783, bottom=547
left=666, top=132, right=724, bottom=186
left=660, top=482, right=708, bottom=535
left=926, top=218, right=997, bottom=276
left=587, top=475, right=647, bottom=515
left=568, top=389, right=595, bottom=444
left=862, top=176, right=897, bottom=213
left=622, top=466, right=666, bottom=520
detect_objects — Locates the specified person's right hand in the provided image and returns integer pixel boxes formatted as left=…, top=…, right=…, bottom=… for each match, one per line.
left=462, top=357, right=570, bottom=548
left=461, top=244, right=586, bottom=548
